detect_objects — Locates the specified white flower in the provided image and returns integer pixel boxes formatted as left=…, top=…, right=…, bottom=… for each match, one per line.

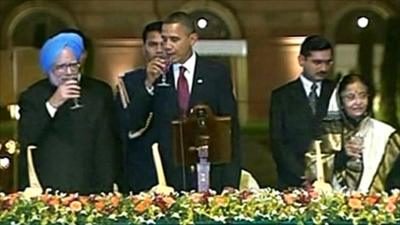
left=211, top=215, right=226, bottom=223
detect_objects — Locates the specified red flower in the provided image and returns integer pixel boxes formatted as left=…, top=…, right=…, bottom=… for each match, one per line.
left=154, top=195, right=175, bottom=212
left=365, top=195, right=380, bottom=205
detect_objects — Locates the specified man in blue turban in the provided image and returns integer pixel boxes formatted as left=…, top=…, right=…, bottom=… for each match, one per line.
left=39, top=32, right=84, bottom=76
left=18, top=31, right=121, bottom=194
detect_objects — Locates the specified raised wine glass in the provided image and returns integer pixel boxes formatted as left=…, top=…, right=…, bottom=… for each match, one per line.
left=346, top=133, right=364, bottom=172
left=156, top=54, right=171, bottom=87
left=61, top=74, right=84, bottom=110
left=350, top=134, right=364, bottom=163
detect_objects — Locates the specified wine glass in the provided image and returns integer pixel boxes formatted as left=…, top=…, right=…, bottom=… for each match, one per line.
left=156, top=55, right=171, bottom=87
left=350, top=134, right=364, bottom=163
left=61, top=74, right=84, bottom=110
left=346, top=133, right=364, bottom=172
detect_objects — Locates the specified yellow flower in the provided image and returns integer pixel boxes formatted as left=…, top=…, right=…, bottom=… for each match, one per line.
left=214, top=196, right=228, bottom=207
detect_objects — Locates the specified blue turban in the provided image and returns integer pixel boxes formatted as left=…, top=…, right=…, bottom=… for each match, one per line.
left=39, top=32, right=84, bottom=75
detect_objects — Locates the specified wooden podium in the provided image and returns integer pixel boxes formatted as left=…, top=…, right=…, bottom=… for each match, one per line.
left=171, top=104, right=232, bottom=191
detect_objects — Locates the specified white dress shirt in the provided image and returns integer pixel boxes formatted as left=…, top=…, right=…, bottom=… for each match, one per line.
left=172, top=52, right=196, bottom=93
left=46, top=102, right=57, bottom=118
left=300, top=74, right=322, bottom=97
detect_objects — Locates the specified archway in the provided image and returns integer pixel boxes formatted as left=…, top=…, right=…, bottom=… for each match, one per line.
left=1, top=1, right=77, bottom=48
left=0, top=1, right=77, bottom=105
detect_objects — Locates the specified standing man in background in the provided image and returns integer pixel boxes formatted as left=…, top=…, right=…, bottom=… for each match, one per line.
left=18, top=31, right=120, bottom=194
left=115, top=21, right=163, bottom=193
left=126, top=12, right=241, bottom=192
left=270, top=35, right=335, bottom=190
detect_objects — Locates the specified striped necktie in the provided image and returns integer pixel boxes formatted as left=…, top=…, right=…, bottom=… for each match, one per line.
left=309, top=82, right=318, bottom=114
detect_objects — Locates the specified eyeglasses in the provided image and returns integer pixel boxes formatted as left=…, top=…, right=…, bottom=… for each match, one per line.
left=53, top=62, right=80, bottom=73
left=341, top=92, right=369, bottom=102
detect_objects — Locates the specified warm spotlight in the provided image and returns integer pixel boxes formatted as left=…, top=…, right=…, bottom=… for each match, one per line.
left=357, top=16, right=369, bottom=28
left=197, top=18, right=208, bottom=29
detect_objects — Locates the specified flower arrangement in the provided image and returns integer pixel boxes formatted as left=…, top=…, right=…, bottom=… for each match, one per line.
left=0, top=188, right=399, bottom=225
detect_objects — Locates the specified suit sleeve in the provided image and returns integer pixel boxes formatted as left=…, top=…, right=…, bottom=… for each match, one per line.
left=270, top=90, right=304, bottom=187
left=17, top=90, right=53, bottom=189
left=93, top=85, right=123, bottom=192
left=114, top=72, right=155, bottom=193
left=115, top=73, right=154, bottom=139
left=216, top=66, right=241, bottom=188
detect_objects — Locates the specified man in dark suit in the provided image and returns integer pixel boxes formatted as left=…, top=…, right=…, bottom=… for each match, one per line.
left=18, top=31, right=120, bottom=194
left=115, top=21, right=163, bottom=193
left=127, top=12, right=241, bottom=192
left=270, top=35, right=336, bottom=190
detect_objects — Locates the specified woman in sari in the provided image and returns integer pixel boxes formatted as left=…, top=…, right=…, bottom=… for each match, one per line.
left=305, top=74, right=400, bottom=193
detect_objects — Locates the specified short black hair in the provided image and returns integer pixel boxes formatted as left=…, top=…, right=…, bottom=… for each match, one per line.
left=300, top=35, right=332, bottom=57
left=164, top=11, right=195, bottom=34
left=142, top=21, right=162, bottom=43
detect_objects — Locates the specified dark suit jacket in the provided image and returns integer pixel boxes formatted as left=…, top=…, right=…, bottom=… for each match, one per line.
left=115, top=69, right=157, bottom=193
left=270, top=78, right=335, bottom=190
left=18, top=77, right=121, bottom=194
left=127, top=56, right=241, bottom=192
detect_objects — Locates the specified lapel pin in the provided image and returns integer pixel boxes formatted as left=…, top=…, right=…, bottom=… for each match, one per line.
left=197, top=79, right=203, bottom=84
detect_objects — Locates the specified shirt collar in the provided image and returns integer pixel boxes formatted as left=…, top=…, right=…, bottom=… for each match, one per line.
left=173, top=51, right=196, bottom=74
left=173, top=52, right=196, bottom=91
left=300, top=74, right=322, bottom=96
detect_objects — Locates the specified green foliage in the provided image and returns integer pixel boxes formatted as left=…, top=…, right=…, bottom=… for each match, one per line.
left=379, top=16, right=400, bottom=128
left=1, top=188, right=399, bottom=225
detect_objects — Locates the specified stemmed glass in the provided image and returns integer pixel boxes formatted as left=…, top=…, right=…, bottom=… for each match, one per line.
left=346, top=133, right=364, bottom=172
left=61, top=74, right=84, bottom=110
left=156, top=54, right=171, bottom=87
left=350, top=134, right=364, bottom=163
